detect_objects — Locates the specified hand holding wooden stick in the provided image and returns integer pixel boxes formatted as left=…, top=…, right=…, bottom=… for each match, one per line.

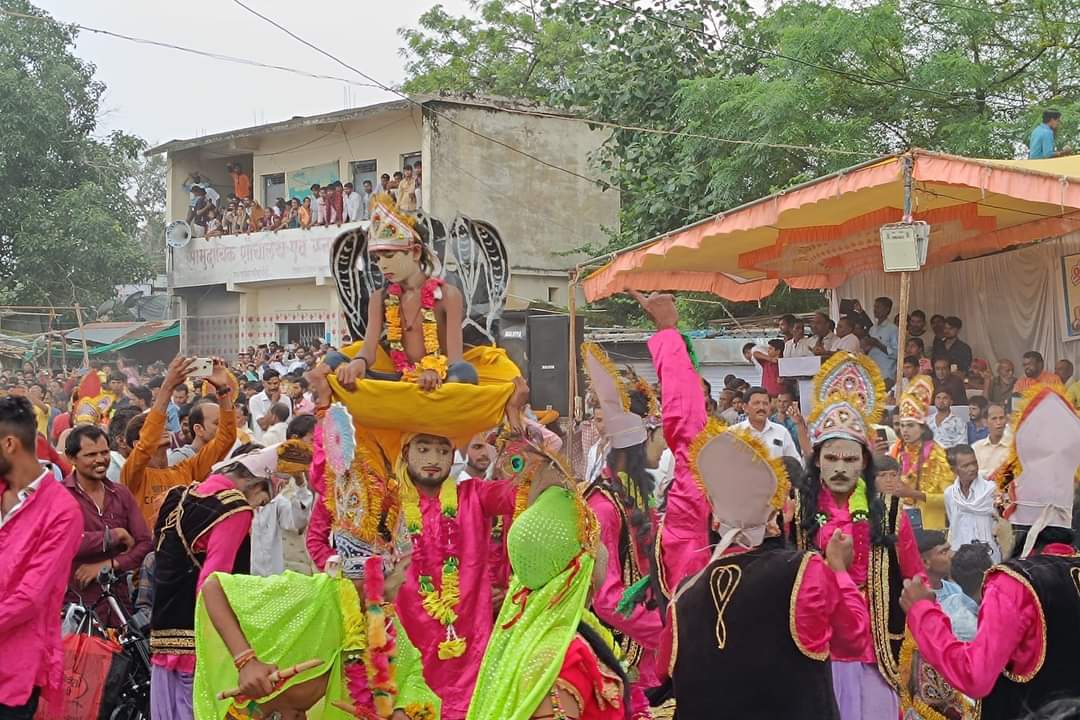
left=217, top=659, right=325, bottom=701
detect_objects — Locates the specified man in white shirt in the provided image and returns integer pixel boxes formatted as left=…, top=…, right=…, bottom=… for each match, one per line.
left=782, top=317, right=815, bottom=357
left=342, top=182, right=362, bottom=223
left=260, top=403, right=291, bottom=446
left=250, top=475, right=314, bottom=576
left=831, top=316, right=862, bottom=354
left=972, top=403, right=1010, bottom=478
left=809, top=312, right=839, bottom=356
left=249, top=370, right=292, bottom=443
left=456, top=432, right=494, bottom=483
left=929, top=390, right=967, bottom=448
left=943, top=444, right=1001, bottom=561
left=733, top=386, right=802, bottom=464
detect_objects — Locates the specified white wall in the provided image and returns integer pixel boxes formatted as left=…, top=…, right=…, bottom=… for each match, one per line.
left=425, top=102, right=619, bottom=275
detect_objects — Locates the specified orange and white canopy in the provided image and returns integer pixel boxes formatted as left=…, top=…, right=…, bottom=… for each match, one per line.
left=583, top=150, right=1080, bottom=302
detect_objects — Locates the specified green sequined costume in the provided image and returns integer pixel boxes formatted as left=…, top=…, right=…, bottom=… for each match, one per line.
left=466, top=487, right=598, bottom=720
left=193, top=571, right=439, bottom=720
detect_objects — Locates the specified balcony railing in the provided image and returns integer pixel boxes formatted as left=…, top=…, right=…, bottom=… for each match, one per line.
left=170, top=221, right=367, bottom=288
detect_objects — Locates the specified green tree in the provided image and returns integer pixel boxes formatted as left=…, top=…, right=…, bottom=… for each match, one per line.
left=400, top=0, right=586, bottom=100
left=400, top=0, right=1080, bottom=323
left=0, top=1, right=152, bottom=310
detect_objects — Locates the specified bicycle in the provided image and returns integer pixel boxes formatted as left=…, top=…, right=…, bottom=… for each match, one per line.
left=64, top=566, right=152, bottom=720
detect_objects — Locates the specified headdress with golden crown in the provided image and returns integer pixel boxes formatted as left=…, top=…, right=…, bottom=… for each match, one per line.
left=622, top=365, right=662, bottom=429
left=73, top=371, right=113, bottom=426
left=367, top=193, right=420, bottom=252
left=688, top=418, right=790, bottom=555
left=993, top=383, right=1080, bottom=557
left=581, top=342, right=646, bottom=449
left=897, top=375, right=935, bottom=425
left=808, top=352, right=885, bottom=448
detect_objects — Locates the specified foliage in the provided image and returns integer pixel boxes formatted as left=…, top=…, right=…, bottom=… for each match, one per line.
left=400, top=0, right=586, bottom=100
left=130, top=153, right=167, bottom=273
left=0, top=1, right=153, bottom=311
left=399, top=0, right=1080, bottom=323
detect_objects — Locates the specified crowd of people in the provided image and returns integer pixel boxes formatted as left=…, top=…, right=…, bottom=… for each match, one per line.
left=3, top=199, right=1080, bottom=720
left=738, top=299, right=1080, bottom=458
left=181, top=161, right=422, bottom=238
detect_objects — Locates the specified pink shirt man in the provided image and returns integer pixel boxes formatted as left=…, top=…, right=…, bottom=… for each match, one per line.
left=0, top=470, right=82, bottom=709
left=907, top=543, right=1076, bottom=698
left=648, top=328, right=710, bottom=596
left=308, top=472, right=516, bottom=720
left=657, top=544, right=870, bottom=674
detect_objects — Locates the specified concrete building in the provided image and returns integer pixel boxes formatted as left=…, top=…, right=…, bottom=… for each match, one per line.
left=148, top=96, right=619, bottom=356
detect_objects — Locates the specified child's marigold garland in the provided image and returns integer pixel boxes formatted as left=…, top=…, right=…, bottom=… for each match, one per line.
left=385, top=279, right=448, bottom=382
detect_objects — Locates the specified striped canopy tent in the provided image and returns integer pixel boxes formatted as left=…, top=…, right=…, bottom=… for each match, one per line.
left=582, top=149, right=1080, bottom=302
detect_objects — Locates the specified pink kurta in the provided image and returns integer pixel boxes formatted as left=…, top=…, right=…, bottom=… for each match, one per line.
left=906, top=543, right=1075, bottom=698
left=813, top=495, right=925, bottom=663
left=647, top=328, right=709, bottom=597
left=656, top=545, right=870, bottom=677
left=396, top=477, right=517, bottom=720
left=587, top=490, right=665, bottom=717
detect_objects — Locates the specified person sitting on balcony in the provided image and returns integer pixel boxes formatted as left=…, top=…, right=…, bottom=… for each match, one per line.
left=242, top=198, right=264, bottom=234
left=221, top=202, right=240, bottom=235
left=205, top=208, right=223, bottom=238
left=274, top=199, right=301, bottom=232
left=299, top=197, right=312, bottom=229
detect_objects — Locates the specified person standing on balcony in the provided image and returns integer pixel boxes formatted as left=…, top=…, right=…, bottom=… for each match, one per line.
left=342, top=182, right=361, bottom=223
left=329, top=181, right=344, bottom=226
left=398, top=163, right=418, bottom=212
left=227, top=163, right=251, bottom=200
left=359, top=179, right=374, bottom=220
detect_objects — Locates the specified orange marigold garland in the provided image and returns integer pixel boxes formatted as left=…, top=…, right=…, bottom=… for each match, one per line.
left=385, top=278, right=448, bottom=382
left=363, top=556, right=397, bottom=718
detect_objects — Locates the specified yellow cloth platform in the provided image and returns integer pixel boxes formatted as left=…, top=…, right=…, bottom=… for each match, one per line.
left=329, top=342, right=520, bottom=461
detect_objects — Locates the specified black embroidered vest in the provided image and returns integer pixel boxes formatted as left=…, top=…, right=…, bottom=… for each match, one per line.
left=670, top=545, right=839, bottom=720
left=585, top=482, right=647, bottom=670
left=792, top=492, right=906, bottom=692
left=150, top=484, right=252, bottom=655
left=981, top=553, right=1080, bottom=720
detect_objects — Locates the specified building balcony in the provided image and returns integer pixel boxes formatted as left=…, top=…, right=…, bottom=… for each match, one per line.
left=169, top=221, right=366, bottom=288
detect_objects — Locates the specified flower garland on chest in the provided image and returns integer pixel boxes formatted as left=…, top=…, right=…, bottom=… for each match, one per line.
left=385, top=278, right=448, bottom=382
left=400, top=476, right=466, bottom=660
left=815, top=478, right=872, bottom=586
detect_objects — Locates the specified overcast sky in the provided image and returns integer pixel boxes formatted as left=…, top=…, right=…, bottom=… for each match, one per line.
left=34, top=0, right=473, bottom=145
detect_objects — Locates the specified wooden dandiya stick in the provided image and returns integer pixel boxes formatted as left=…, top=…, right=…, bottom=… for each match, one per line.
left=217, top=659, right=325, bottom=700
left=330, top=700, right=381, bottom=719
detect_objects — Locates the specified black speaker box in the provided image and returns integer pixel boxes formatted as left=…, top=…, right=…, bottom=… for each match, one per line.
left=525, top=314, right=584, bottom=417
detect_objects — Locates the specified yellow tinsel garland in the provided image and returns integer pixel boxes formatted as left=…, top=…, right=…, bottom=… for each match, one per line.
left=400, top=471, right=466, bottom=660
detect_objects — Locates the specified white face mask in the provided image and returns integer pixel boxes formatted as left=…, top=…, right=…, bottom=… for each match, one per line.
left=817, top=438, right=865, bottom=495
